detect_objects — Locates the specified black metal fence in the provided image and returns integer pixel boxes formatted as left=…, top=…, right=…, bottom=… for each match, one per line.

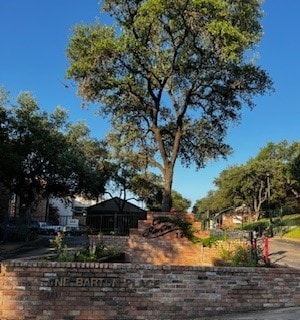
left=0, top=212, right=145, bottom=242
left=86, top=213, right=145, bottom=236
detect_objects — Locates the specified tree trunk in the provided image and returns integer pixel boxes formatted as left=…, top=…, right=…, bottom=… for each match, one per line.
left=161, top=166, right=173, bottom=212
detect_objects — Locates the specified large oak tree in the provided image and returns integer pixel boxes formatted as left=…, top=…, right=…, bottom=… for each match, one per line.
left=66, top=0, right=272, bottom=211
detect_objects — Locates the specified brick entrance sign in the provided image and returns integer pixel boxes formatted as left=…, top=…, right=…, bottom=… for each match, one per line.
left=95, top=212, right=239, bottom=266
left=0, top=262, right=299, bottom=320
left=1, top=213, right=299, bottom=319
left=128, top=212, right=208, bottom=265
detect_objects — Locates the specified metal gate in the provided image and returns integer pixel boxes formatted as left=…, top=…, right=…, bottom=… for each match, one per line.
left=86, top=213, right=143, bottom=235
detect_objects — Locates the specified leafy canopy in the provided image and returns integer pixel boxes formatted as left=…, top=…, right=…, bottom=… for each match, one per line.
left=194, top=141, right=300, bottom=219
left=0, top=89, right=109, bottom=212
left=66, top=0, right=272, bottom=211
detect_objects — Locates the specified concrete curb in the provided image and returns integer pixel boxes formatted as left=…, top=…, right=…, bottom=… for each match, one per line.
left=210, top=307, right=300, bottom=319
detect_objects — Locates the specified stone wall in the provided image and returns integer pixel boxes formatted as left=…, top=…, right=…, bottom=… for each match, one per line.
left=0, top=261, right=299, bottom=320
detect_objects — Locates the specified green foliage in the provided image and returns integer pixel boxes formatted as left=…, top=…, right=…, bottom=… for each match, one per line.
left=0, top=90, right=109, bottom=214
left=231, top=245, right=259, bottom=267
left=219, top=245, right=233, bottom=261
left=131, top=173, right=191, bottom=212
left=74, top=245, right=117, bottom=263
left=239, top=214, right=300, bottom=231
left=220, top=244, right=267, bottom=267
left=237, top=214, right=300, bottom=239
left=131, top=173, right=163, bottom=211
left=53, top=232, right=64, bottom=252
left=281, top=214, right=300, bottom=226
left=171, top=190, right=191, bottom=213
left=200, top=235, right=223, bottom=248
left=52, top=232, right=118, bottom=262
left=288, top=153, right=300, bottom=195
left=67, top=0, right=272, bottom=212
left=193, top=190, right=223, bottom=215
left=52, top=232, right=73, bottom=262
left=155, top=216, right=197, bottom=241
left=194, top=141, right=300, bottom=219
left=238, top=219, right=270, bottom=231
left=155, top=216, right=222, bottom=246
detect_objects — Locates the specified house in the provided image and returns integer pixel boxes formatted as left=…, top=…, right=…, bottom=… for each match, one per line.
left=86, top=197, right=147, bottom=235
left=49, top=196, right=97, bottom=226
left=28, top=195, right=97, bottom=226
left=214, top=204, right=255, bottom=229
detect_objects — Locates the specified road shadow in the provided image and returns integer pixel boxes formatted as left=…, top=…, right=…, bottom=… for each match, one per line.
left=269, top=250, right=287, bottom=264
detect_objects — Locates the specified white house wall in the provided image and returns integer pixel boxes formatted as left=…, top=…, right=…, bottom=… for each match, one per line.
left=49, top=198, right=73, bottom=219
left=49, top=196, right=97, bottom=225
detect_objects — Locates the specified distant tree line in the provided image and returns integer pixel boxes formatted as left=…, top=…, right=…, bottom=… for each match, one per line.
left=193, top=141, right=300, bottom=220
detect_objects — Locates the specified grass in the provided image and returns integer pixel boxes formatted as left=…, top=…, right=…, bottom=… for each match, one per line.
left=282, top=227, right=300, bottom=239
left=276, top=214, right=300, bottom=239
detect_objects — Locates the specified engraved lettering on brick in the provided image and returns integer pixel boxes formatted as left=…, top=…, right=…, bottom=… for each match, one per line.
left=48, top=277, right=159, bottom=288
left=142, top=219, right=179, bottom=238
left=125, top=279, right=160, bottom=288
left=54, top=277, right=69, bottom=286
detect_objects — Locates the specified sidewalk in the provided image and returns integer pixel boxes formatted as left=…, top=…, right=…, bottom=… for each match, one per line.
left=210, top=307, right=300, bottom=319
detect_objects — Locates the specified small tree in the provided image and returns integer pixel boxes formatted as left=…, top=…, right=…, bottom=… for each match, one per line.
left=130, top=172, right=163, bottom=211
left=171, top=190, right=191, bottom=213
left=67, top=0, right=273, bottom=211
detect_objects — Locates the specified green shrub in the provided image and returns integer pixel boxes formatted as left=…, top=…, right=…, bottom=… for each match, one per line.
left=52, top=232, right=73, bottom=262
left=219, top=244, right=268, bottom=267
left=200, top=235, right=223, bottom=247
left=219, top=245, right=233, bottom=261
left=282, top=214, right=300, bottom=226
left=51, top=231, right=119, bottom=262
left=156, top=216, right=225, bottom=246
left=231, top=245, right=258, bottom=267
left=74, top=245, right=117, bottom=262
left=237, top=214, right=300, bottom=237
left=238, top=219, right=270, bottom=231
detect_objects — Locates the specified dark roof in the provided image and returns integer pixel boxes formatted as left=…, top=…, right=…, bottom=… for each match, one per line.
left=87, top=197, right=146, bottom=214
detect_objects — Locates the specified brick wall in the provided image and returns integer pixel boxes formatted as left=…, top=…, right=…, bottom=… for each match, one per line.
left=92, top=212, right=246, bottom=266
left=1, top=261, right=299, bottom=320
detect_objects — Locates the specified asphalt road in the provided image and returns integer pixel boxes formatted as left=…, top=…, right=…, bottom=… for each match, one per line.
left=0, top=235, right=90, bottom=261
left=0, top=236, right=52, bottom=261
left=269, top=237, right=300, bottom=269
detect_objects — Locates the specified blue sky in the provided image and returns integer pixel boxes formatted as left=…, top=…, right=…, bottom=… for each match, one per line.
left=0, top=1, right=299, bottom=208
